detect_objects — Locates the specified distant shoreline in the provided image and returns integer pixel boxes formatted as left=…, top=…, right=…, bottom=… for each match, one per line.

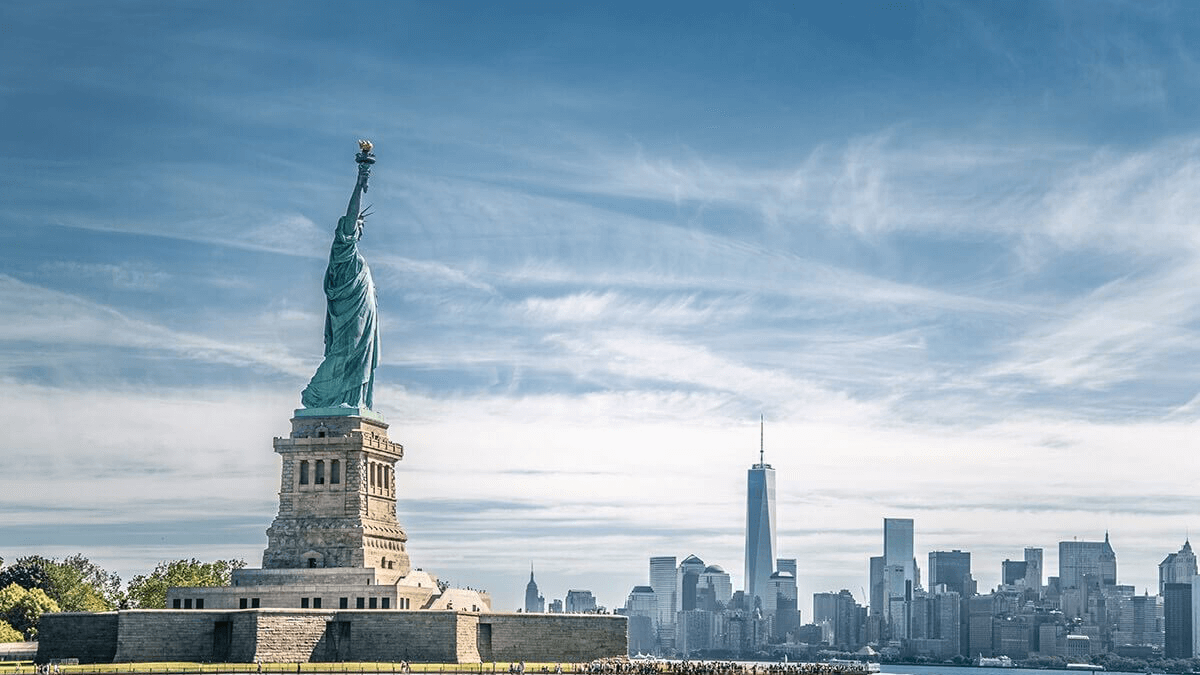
left=880, top=664, right=1119, bottom=674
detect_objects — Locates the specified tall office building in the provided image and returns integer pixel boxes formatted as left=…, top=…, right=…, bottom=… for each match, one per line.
left=1002, top=559, right=1028, bottom=586
left=1192, top=584, right=1200, bottom=659
left=565, top=589, right=597, bottom=614
left=697, top=565, right=733, bottom=609
left=1165, top=582, right=1193, bottom=658
left=524, top=566, right=545, bottom=613
left=777, top=558, right=797, bottom=577
left=928, top=550, right=974, bottom=598
left=906, top=588, right=960, bottom=659
left=1112, top=593, right=1163, bottom=651
left=625, top=586, right=657, bottom=618
left=929, top=589, right=962, bottom=659
left=767, top=571, right=799, bottom=639
left=745, top=419, right=777, bottom=610
left=884, top=518, right=915, bottom=578
left=1059, top=534, right=1117, bottom=589
left=814, top=589, right=865, bottom=649
left=885, top=518, right=916, bottom=593
left=676, top=609, right=714, bottom=657
left=1161, top=540, right=1197, bottom=594
left=1024, top=547, right=1043, bottom=590
left=649, top=556, right=677, bottom=642
left=677, top=555, right=706, bottom=612
left=928, top=549, right=973, bottom=657
left=882, top=518, right=916, bottom=637
left=624, top=586, right=657, bottom=655
left=869, top=556, right=885, bottom=616
left=968, top=594, right=996, bottom=658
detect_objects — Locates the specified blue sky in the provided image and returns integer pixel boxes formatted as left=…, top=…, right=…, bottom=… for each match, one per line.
left=5, top=0, right=1200, bottom=612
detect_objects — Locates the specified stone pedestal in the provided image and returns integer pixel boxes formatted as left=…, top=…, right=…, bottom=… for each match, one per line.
left=263, top=409, right=410, bottom=583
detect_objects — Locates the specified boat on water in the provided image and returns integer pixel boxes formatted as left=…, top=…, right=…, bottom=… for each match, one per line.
left=1065, top=664, right=1105, bottom=671
left=977, top=656, right=1014, bottom=668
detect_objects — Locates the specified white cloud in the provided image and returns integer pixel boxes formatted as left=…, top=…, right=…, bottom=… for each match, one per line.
left=988, top=263, right=1200, bottom=388
left=372, top=254, right=497, bottom=294
left=1038, top=139, right=1200, bottom=255
left=0, top=274, right=311, bottom=378
left=519, top=291, right=744, bottom=327
left=39, top=261, right=171, bottom=291
left=240, top=213, right=329, bottom=256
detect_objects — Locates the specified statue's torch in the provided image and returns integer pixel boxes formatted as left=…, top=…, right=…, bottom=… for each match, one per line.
left=355, top=139, right=375, bottom=192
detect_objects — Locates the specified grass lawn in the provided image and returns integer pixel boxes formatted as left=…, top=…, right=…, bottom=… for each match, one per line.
left=0, top=663, right=581, bottom=675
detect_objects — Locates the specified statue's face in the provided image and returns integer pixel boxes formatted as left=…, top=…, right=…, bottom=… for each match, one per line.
left=356, top=217, right=365, bottom=240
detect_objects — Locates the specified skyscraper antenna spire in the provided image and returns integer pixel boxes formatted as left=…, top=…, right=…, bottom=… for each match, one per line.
left=760, top=414, right=764, bottom=465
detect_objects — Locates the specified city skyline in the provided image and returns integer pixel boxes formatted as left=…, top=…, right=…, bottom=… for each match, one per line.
left=7, top=1, right=1200, bottom=614
left=533, top=514, right=1186, bottom=615
left=612, top=517, right=1180, bottom=657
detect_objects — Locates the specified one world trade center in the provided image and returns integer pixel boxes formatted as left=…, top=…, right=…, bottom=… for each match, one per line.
left=744, top=417, right=777, bottom=610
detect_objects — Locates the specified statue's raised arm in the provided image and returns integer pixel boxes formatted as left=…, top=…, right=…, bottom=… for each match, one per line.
left=301, top=141, right=381, bottom=411
left=337, top=140, right=373, bottom=237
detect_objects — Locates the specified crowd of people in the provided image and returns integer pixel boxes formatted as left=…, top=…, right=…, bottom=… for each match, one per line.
left=18, top=659, right=873, bottom=674
left=577, top=661, right=874, bottom=675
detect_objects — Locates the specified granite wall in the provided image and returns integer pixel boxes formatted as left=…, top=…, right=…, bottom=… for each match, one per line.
left=36, top=609, right=626, bottom=664
left=251, top=612, right=332, bottom=663
left=35, top=612, right=118, bottom=664
left=113, top=610, right=230, bottom=662
left=333, top=611, right=478, bottom=663
left=484, top=614, right=627, bottom=663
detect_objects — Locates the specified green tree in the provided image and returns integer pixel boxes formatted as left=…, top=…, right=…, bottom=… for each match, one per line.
left=0, top=558, right=51, bottom=594
left=43, top=554, right=122, bottom=611
left=0, top=555, right=121, bottom=612
left=0, top=620, right=22, bottom=643
left=0, top=584, right=60, bottom=639
left=125, top=559, right=245, bottom=609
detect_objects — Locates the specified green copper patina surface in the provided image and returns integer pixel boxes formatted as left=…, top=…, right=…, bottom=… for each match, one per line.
left=301, top=142, right=381, bottom=411
left=294, top=406, right=387, bottom=423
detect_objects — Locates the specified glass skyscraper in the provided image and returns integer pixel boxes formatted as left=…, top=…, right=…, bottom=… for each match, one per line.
left=1165, top=582, right=1193, bottom=658
left=884, top=518, right=914, bottom=578
left=697, top=565, right=732, bottom=609
left=1024, top=547, right=1043, bottom=589
left=677, top=555, right=706, bottom=612
left=928, top=549, right=973, bottom=657
left=744, top=448, right=777, bottom=610
left=649, top=556, right=677, bottom=630
left=882, top=518, right=915, bottom=639
left=928, top=549, right=973, bottom=598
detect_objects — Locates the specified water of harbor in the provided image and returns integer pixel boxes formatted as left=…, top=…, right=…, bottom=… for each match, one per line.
left=882, top=666, right=1134, bottom=675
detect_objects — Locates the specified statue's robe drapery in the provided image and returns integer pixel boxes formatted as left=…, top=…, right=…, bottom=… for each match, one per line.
left=301, top=213, right=379, bottom=410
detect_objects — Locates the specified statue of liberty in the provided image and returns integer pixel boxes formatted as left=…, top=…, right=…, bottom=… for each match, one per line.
left=301, top=140, right=380, bottom=410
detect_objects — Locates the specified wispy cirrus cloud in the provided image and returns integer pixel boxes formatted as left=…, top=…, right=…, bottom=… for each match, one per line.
left=988, top=265, right=1200, bottom=389
left=1037, top=139, right=1200, bottom=255
left=0, top=274, right=311, bottom=380
left=519, top=291, right=745, bottom=327
left=38, top=261, right=172, bottom=291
